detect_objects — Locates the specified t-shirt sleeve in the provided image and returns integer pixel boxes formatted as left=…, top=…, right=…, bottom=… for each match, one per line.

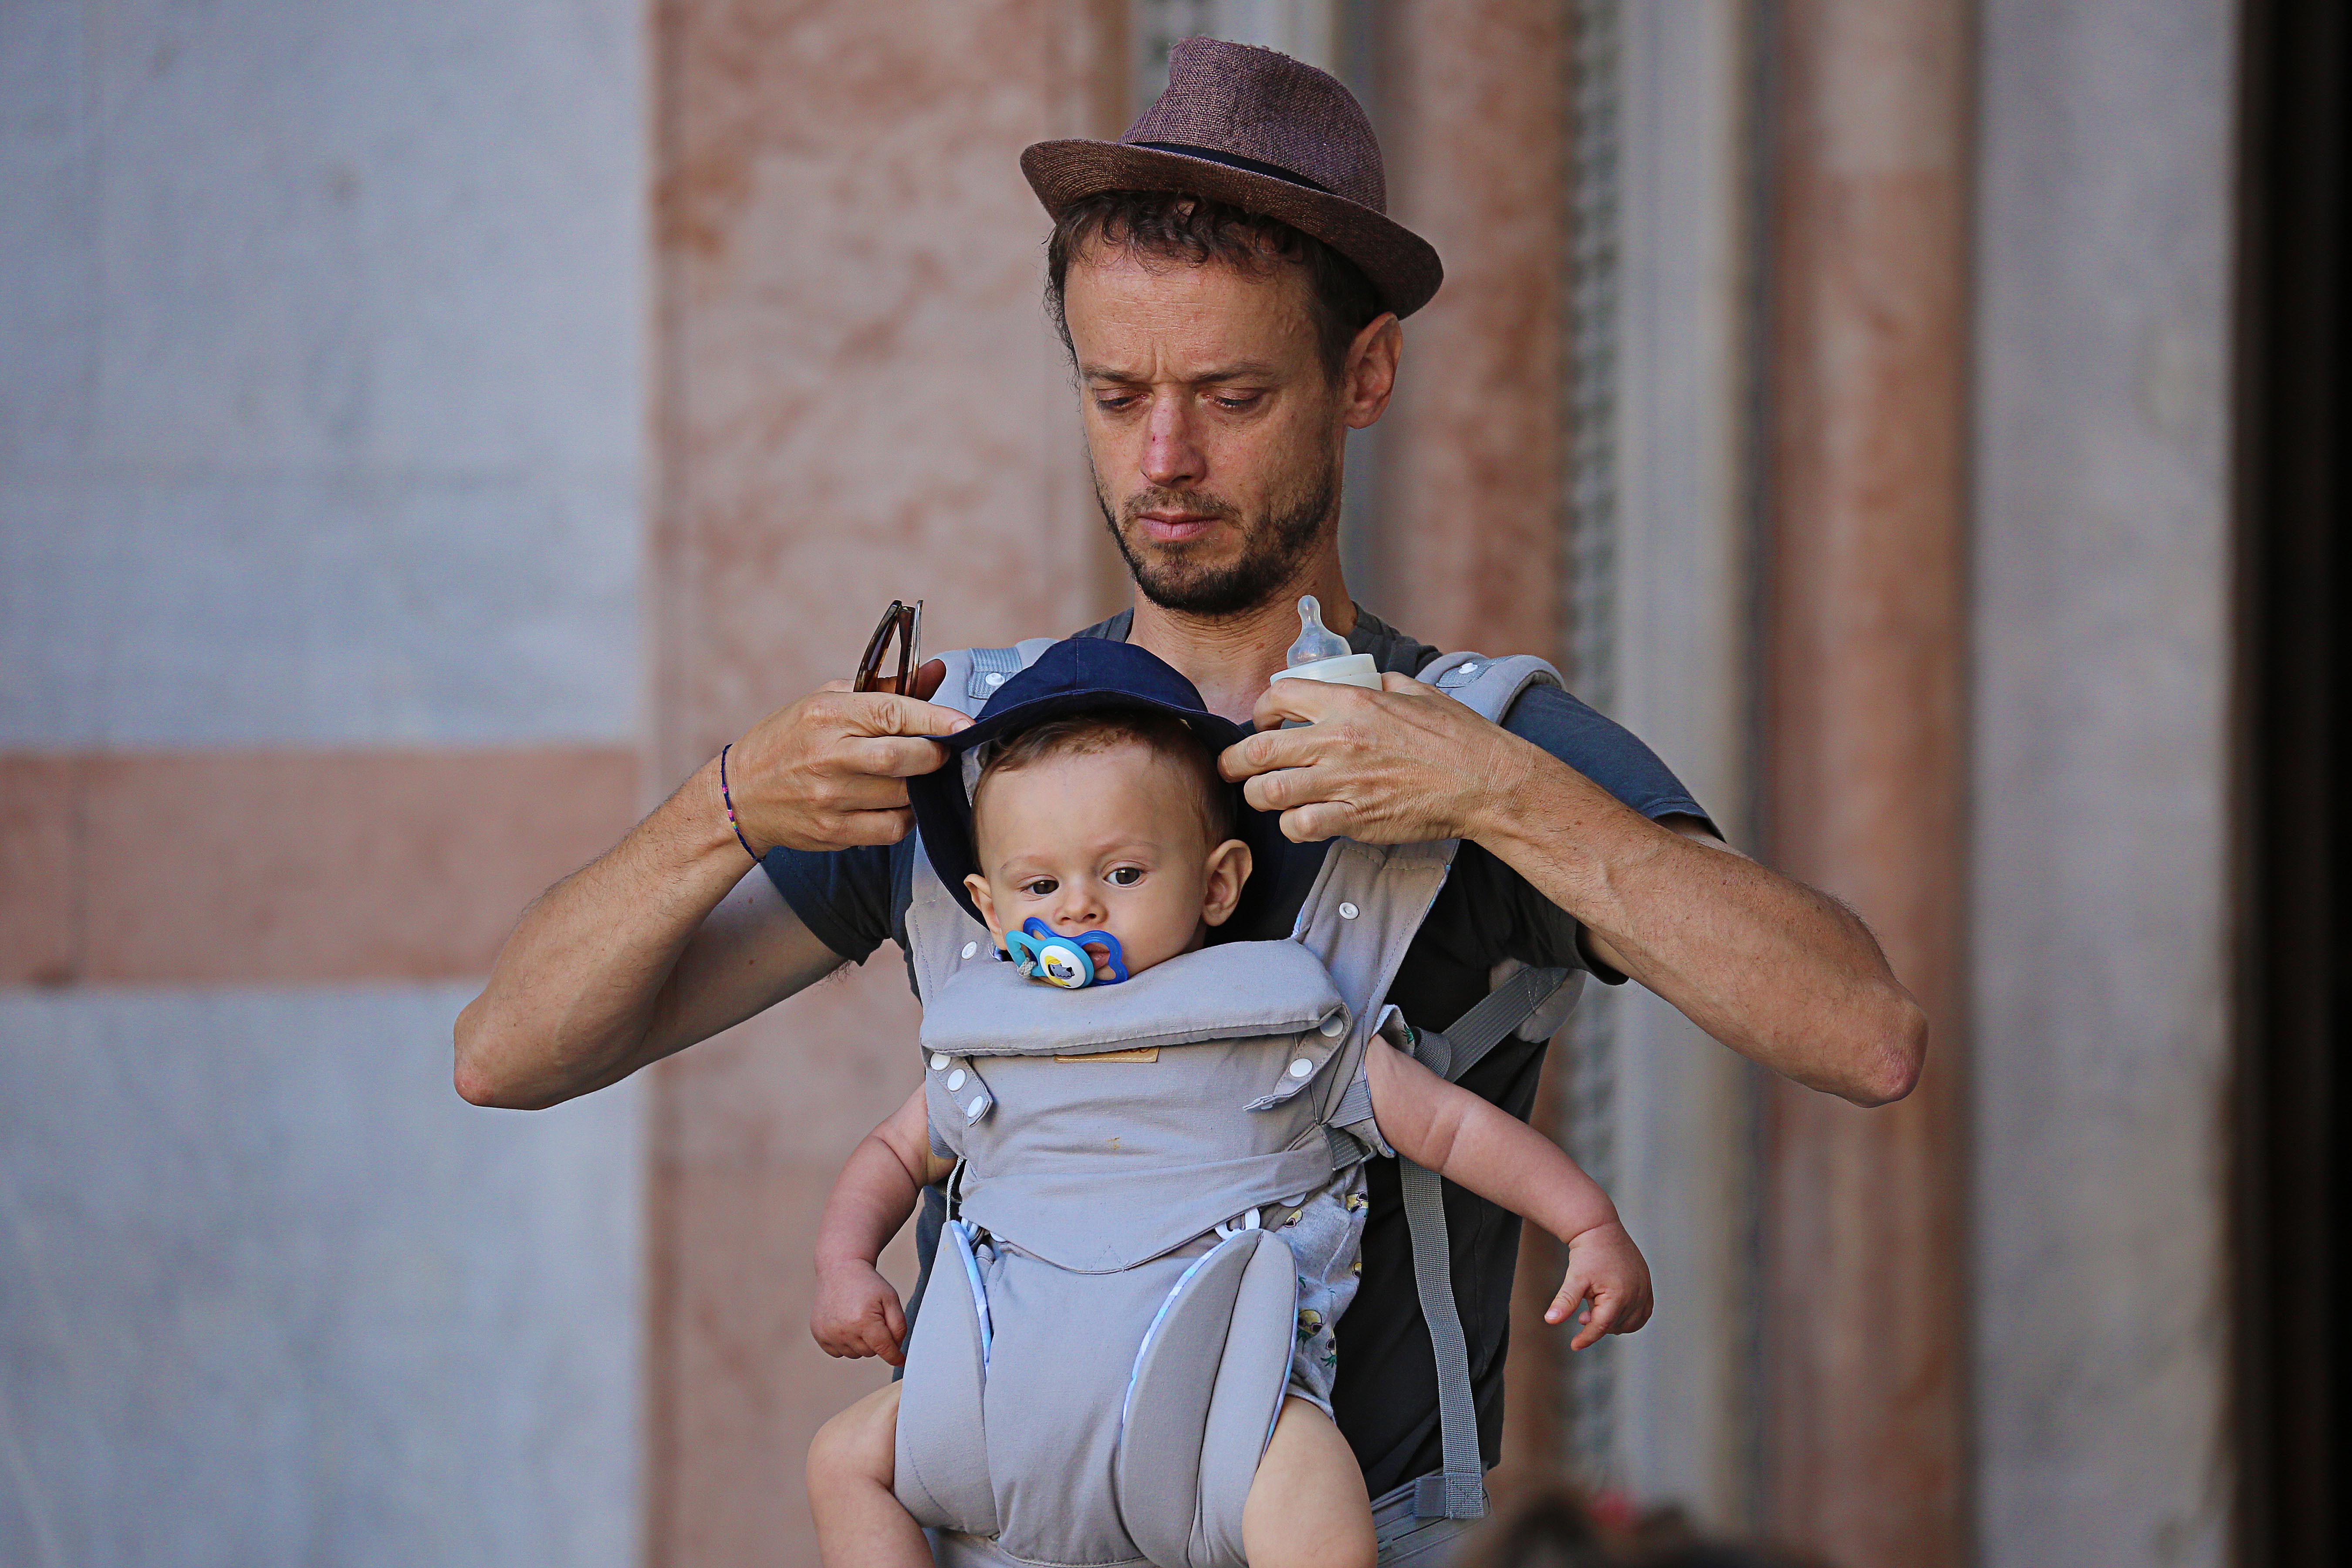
left=1503, top=684, right=1713, bottom=830
left=1486, top=683, right=1716, bottom=981
left=761, top=841, right=904, bottom=965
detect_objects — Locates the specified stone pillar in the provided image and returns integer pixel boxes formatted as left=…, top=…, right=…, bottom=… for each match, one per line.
left=1757, top=2, right=1974, bottom=1564
left=1375, top=0, right=1568, bottom=658
left=1372, top=0, right=1573, bottom=1500
left=1973, top=1, right=2237, bottom=1562
left=1598, top=0, right=1764, bottom=1526
left=646, top=3, right=1125, bottom=1563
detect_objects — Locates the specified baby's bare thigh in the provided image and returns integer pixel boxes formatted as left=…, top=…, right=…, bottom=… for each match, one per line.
left=808, top=1381, right=901, bottom=1488
left=1242, top=1398, right=1376, bottom=1568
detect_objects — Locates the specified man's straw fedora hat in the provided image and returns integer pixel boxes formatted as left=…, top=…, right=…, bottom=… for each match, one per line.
left=1021, top=37, right=1445, bottom=318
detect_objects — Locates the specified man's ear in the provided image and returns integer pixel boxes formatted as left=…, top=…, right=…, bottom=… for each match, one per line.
left=1342, top=313, right=1402, bottom=429
left=1200, top=839, right=1255, bottom=928
left=964, top=873, right=1007, bottom=949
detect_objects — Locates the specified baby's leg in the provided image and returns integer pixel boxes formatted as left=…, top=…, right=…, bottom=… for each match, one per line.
left=808, top=1382, right=932, bottom=1568
left=1241, top=1397, right=1377, bottom=1568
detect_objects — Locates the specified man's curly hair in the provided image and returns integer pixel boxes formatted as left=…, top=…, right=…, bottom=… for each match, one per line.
left=1044, top=189, right=1386, bottom=380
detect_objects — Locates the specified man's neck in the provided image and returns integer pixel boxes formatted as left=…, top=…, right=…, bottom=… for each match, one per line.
left=1125, top=554, right=1355, bottom=723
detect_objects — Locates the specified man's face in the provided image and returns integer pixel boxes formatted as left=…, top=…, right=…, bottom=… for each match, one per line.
left=1061, top=248, right=1351, bottom=618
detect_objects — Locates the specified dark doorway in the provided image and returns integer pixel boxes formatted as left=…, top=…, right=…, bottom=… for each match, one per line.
left=2231, top=1, right=2349, bottom=1562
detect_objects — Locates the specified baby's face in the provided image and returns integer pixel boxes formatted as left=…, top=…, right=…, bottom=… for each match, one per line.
left=965, top=741, right=1252, bottom=980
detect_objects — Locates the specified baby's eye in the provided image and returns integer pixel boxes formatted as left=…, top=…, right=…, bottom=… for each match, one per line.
left=1020, top=878, right=1058, bottom=897
left=1107, top=867, right=1144, bottom=887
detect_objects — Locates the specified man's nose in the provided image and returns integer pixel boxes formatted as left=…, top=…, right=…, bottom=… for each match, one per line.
left=1140, top=395, right=1203, bottom=489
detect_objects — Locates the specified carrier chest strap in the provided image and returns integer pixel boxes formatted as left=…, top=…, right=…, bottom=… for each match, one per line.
left=1429, top=965, right=1578, bottom=1085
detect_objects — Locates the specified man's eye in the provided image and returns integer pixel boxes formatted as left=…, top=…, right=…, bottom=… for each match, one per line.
left=1107, top=867, right=1144, bottom=886
left=1021, top=878, right=1058, bottom=896
left=1212, top=393, right=1261, bottom=411
left=1093, top=392, right=1142, bottom=412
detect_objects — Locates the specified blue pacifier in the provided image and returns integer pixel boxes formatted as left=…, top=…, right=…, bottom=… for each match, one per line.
left=1004, top=918, right=1129, bottom=989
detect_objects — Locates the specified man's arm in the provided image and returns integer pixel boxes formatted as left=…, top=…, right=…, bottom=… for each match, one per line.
left=454, top=679, right=968, bottom=1110
left=1228, top=677, right=1927, bottom=1106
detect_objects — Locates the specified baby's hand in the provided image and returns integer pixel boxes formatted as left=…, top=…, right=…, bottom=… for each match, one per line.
left=1545, top=1220, right=1654, bottom=1352
left=811, top=1260, right=909, bottom=1366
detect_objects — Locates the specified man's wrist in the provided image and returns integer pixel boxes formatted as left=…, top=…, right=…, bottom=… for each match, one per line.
left=1458, top=727, right=1562, bottom=848
left=684, top=752, right=761, bottom=865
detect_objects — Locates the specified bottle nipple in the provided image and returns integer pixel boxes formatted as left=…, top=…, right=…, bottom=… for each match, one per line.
left=1287, top=595, right=1350, bottom=667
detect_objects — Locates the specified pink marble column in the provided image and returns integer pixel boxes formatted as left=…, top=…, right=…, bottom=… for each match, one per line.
left=1374, top=0, right=1573, bottom=1498
left=1375, top=0, right=1568, bottom=659
left=1759, top=3, right=1974, bottom=1564
left=648, top=3, right=1125, bottom=1562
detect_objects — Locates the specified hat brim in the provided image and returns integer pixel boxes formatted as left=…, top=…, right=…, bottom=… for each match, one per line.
left=908, top=691, right=1290, bottom=935
left=1021, top=140, right=1444, bottom=319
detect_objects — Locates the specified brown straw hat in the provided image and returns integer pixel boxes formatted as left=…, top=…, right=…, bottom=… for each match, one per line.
left=1021, top=37, right=1444, bottom=318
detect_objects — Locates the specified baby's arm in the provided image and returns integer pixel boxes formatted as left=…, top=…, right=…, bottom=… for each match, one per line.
left=812, top=1086, right=956, bottom=1367
left=1364, top=1039, right=1653, bottom=1350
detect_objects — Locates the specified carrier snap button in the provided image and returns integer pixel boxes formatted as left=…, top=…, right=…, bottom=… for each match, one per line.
left=1289, top=1058, right=1314, bottom=1079
left=966, top=1095, right=987, bottom=1119
left=947, top=1070, right=967, bottom=1092
left=929, top=1053, right=948, bottom=1071
left=984, top=672, right=1004, bottom=686
left=961, top=941, right=978, bottom=959
left=1338, top=902, right=1359, bottom=919
left=1319, top=1014, right=1346, bottom=1038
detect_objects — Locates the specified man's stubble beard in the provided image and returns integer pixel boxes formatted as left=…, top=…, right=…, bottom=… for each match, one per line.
left=1095, top=453, right=1339, bottom=620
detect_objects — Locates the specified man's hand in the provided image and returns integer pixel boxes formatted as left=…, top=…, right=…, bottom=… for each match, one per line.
left=1219, top=673, right=1536, bottom=845
left=812, top=1260, right=910, bottom=1366
left=1546, top=1219, right=1653, bottom=1352
left=727, top=659, right=970, bottom=853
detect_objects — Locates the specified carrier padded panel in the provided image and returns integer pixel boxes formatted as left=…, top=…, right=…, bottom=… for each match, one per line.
left=919, top=939, right=1345, bottom=1059
left=1116, top=1230, right=1298, bottom=1568
left=958, top=1146, right=1336, bottom=1276
left=980, top=1248, right=1194, bottom=1567
left=895, top=1225, right=999, bottom=1534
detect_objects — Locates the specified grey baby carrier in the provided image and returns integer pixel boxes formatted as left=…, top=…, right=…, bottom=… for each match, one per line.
left=896, top=644, right=1585, bottom=1568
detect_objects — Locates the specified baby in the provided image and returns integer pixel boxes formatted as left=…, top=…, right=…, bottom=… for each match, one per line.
left=805, top=704, right=1651, bottom=1568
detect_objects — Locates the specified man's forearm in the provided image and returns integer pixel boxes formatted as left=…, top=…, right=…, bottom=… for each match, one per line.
left=453, top=757, right=829, bottom=1109
left=1471, top=743, right=1927, bottom=1105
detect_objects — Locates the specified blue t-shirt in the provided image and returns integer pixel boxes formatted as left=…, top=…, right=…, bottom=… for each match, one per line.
left=764, top=606, right=1708, bottom=1496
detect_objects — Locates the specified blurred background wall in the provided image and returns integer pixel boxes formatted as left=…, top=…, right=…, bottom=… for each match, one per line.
left=4, top=2, right=2341, bottom=1567
left=1, top=3, right=648, bottom=1564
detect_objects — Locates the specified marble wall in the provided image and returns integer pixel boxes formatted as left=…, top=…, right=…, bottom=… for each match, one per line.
left=1970, top=2, right=2237, bottom=1562
left=0, top=3, right=649, bottom=1564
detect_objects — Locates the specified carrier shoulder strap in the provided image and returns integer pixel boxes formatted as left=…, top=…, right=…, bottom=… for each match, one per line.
left=1294, top=650, right=1575, bottom=1524
left=931, top=640, right=1059, bottom=720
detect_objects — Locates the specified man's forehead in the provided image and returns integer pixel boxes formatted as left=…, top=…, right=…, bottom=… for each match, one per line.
left=1063, top=248, right=1318, bottom=376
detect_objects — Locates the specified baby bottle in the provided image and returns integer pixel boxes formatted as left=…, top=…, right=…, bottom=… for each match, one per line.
left=1269, top=596, right=1380, bottom=723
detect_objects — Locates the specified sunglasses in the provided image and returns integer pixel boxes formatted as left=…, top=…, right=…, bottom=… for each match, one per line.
left=853, top=599, right=924, bottom=695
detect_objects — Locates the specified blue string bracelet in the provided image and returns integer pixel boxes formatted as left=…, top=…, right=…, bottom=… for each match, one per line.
left=718, top=743, right=761, bottom=863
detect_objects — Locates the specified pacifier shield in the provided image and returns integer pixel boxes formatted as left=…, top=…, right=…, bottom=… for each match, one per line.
left=1004, top=918, right=1129, bottom=988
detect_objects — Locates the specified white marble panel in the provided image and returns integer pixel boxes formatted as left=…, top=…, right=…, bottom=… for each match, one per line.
left=1593, top=0, right=1759, bottom=1527
left=0, top=468, right=636, bottom=747
left=0, top=0, right=646, bottom=746
left=1972, top=3, right=2235, bottom=1564
left=0, top=985, right=641, bottom=1568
